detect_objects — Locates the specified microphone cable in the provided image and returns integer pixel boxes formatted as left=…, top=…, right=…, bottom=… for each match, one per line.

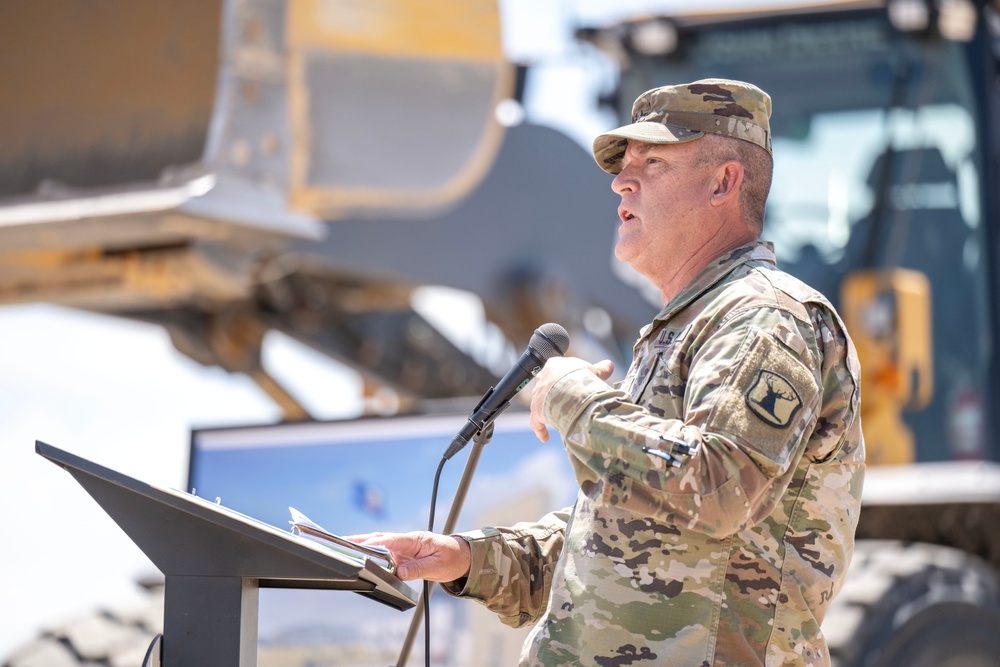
left=417, top=323, right=568, bottom=666
left=424, top=455, right=447, bottom=667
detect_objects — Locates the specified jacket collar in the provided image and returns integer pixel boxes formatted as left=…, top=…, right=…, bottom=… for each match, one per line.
left=638, top=240, right=776, bottom=340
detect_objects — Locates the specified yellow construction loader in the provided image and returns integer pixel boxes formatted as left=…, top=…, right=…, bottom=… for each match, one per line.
left=4, top=1, right=1000, bottom=665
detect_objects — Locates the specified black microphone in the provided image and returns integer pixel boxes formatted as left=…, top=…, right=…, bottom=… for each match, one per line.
left=443, top=323, right=570, bottom=460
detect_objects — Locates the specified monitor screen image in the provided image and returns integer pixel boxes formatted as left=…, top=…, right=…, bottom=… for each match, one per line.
left=189, top=410, right=578, bottom=667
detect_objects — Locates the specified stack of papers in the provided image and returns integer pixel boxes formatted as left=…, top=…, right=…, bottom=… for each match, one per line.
left=288, top=507, right=396, bottom=574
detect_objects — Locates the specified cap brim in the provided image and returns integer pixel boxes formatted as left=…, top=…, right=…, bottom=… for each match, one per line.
left=592, top=121, right=704, bottom=174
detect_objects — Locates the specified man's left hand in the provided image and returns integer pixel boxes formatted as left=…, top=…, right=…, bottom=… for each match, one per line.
left=530, top=357, right=614, bottom=442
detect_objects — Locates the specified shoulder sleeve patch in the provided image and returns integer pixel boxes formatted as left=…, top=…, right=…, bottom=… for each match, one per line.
left=746, top=369, right=801, bottom=428
left=708, top=331, right=820, bottom=465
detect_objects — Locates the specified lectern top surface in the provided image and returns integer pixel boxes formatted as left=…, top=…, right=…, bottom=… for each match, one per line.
left=35, top=440, right=417, bottom=611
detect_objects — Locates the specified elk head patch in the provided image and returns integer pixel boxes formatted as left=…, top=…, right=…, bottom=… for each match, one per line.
left=706, top=329, right=820, bottom=464
left=745, top=370, right=802, bottom=428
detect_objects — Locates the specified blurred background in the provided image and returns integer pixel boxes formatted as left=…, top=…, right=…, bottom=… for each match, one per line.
left=4, top=0, right=1000, bottom=665
left=0, top=0, right=656, bottom=658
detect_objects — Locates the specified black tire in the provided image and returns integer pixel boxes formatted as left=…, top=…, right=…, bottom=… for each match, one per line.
left=823, top=540, right=1000, bottom=667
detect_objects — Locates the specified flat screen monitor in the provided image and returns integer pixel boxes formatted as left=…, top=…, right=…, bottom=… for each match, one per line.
left=188, top=410, right=578, bottom=666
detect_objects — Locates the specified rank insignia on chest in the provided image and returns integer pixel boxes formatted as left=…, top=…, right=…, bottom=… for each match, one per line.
left=745, top=369, right=803, bottom=428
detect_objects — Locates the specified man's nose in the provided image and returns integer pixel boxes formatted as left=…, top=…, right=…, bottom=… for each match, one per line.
left=612, top=168, right=635, bottom=195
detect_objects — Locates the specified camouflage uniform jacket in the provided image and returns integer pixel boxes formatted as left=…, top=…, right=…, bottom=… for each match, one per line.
left=444, top=241, right=865, bottom=666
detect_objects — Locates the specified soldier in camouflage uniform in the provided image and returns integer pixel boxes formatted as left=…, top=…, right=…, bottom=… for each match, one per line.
left=356, top=79, right=865, bottom=666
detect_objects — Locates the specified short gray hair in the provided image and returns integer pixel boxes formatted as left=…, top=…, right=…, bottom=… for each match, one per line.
left=695, top=134, right=773, bottom=234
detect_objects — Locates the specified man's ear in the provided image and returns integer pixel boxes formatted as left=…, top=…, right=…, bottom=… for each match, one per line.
left=710, top=161, right=744, bottom=207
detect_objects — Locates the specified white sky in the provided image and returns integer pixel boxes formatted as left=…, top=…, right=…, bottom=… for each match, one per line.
left=0, top=306, right=304, bottom=657
left=0, top=0, right=802, bottom=659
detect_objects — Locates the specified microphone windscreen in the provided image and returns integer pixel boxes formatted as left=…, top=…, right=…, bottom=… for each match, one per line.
left=531, top=323, right=570, bottom=359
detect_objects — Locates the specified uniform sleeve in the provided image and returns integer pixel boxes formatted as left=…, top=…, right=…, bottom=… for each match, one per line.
left=440, top=507, right=571, bottom=628
left=544, top=307, right=824, bottom=538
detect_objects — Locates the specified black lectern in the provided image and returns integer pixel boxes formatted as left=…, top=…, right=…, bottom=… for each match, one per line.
left=36, top=441, right=417, bottom=667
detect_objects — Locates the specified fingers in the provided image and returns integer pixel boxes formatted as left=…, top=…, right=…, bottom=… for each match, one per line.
left=344, top=531, right=471, bottom=583
left=529, top=381, right=550, bottom=442
left=396, top=556, right=429, bottom=581
left=529, top=357, right=614, bottom=442
left=591, top=359, right=615, bottom=380
left=531, top=418, right=550, bottom=443
left=395, top=534, right=471, bottom=582
left=396, top=555, right=448, bottom=582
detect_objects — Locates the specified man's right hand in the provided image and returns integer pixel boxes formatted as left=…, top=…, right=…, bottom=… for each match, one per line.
left=530, top=356, right=615, bottom=442
left=348, top=531, right=471, bottom=582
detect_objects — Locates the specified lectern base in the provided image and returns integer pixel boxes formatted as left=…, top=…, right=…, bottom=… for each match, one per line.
left=162, top=575, right=259, bottom=667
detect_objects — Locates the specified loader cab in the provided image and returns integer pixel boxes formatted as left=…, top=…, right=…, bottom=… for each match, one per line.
left=585, top=2, right=997, bottom=464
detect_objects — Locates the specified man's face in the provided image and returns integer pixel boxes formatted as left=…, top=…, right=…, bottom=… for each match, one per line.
left=611, top=139, right=716, bottom=283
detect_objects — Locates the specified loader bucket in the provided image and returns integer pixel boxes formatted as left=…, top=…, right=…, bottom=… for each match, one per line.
left=0, top=1, right=222, bottom=199
left=0, top=0, right=512, bottom=222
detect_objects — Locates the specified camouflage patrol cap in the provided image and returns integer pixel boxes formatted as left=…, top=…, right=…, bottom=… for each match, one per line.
left=592, top=79, right=773, bottom=174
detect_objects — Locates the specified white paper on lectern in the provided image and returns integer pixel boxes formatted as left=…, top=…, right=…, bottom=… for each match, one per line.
left=288, top=507, right=396, bottom=573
